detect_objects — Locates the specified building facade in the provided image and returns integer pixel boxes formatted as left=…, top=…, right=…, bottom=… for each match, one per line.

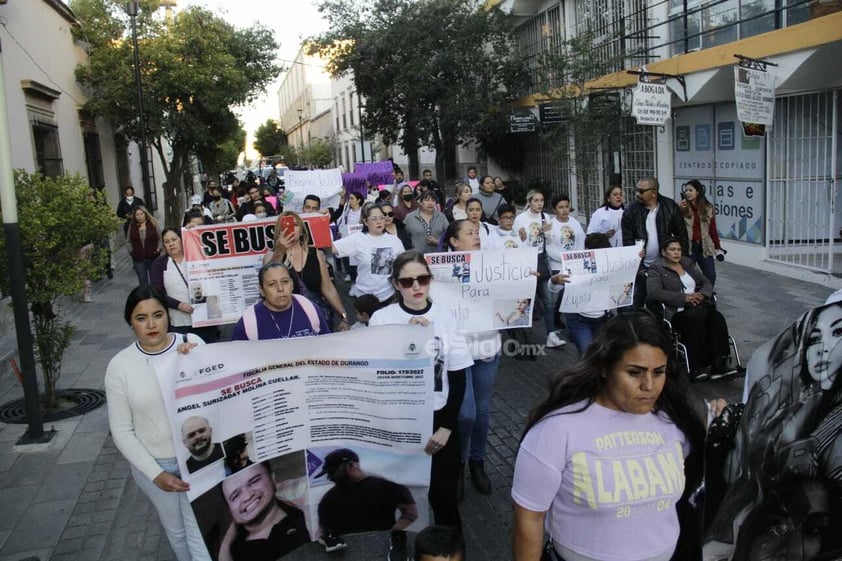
left=0, top=0, right=121, bottom=206
left=501, top=0, right=842, bottom=277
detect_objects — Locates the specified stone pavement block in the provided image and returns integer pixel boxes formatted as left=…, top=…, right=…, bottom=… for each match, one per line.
left=73, top=407, right=108, bottom=434
left=33, top=461, right=94, bottom=503
left=0, top=452, right=59, bottom=488
left=0, top=530, right=9, bottom=551
left=57, top=431, right=108, bottom=465
left=0, top=547, right=54, bottom=561
left=0, top=499, right=74, bottom=554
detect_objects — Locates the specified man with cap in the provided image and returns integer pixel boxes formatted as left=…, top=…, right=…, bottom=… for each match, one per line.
left=316, top=448, right=418, bottom=536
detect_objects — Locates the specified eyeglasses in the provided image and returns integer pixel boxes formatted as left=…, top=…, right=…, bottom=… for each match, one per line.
left=367, top=215, right=385, bottom=222
left=396, top=274, right=432, bottom=288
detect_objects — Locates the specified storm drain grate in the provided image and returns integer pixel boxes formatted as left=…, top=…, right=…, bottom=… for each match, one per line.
left=0, top=388, right=106, bottom=424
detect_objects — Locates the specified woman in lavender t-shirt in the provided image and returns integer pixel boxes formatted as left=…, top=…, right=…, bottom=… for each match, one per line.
left=511, top=312, right=706, bottom=561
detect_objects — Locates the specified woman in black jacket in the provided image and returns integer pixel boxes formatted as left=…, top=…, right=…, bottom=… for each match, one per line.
left=646, top=237, right=732, bottom=381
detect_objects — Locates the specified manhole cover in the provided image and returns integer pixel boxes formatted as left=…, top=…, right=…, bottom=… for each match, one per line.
left=0, top=388, right=106, bottom=424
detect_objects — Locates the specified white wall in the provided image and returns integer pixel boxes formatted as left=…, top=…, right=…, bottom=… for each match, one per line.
left=0, top=1, right=120, bottom=206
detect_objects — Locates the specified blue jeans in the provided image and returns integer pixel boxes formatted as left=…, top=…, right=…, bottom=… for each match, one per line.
left=564, top=313, right=608, bottom=355
left=458, top=353, right=501, bottom=462
left=130, top=458, right=211, bottom=561
left=690, top=242, right=717, bottom=286
left=133, top=258, right=152, bottom=287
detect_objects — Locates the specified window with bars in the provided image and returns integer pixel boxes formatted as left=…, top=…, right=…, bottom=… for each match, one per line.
left=32, top=121, right=63, bottom=178
left=573, top=0, right=651, bottom=75
left=516, top=3, right=565, bottom=94
left=83, top=131, right=105, bottom=190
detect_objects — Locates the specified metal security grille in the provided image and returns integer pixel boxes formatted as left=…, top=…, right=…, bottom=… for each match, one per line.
left=620, top=118, right=657, bottom=204
left=521, top=133, right=572, bottom=202
left=768, top=90, right=841, bottom=273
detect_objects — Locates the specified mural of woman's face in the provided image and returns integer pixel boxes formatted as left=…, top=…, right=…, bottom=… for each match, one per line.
left=805, top=304, right=842, bottom=390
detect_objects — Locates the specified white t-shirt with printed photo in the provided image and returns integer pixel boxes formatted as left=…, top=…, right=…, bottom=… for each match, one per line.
left=333, top=231, right=406, bottom=301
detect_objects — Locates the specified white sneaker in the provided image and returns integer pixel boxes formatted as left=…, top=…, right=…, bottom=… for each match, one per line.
left=546, top=331, right=566, bottom=348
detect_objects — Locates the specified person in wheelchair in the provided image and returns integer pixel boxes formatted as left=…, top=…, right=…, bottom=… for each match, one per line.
left=646, top=237, right=734, bottom=381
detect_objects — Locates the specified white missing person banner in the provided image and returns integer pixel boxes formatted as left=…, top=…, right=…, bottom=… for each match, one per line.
left=153, top=326, right=435, bottom=560
left=425, top=248, right=538, bottom=332
left=559, top=245, right=642, bottom=313
left=734, top=66, right=775, bottom=126
left=631, top=81, right=672, bottom=126
left=180, top=216, right=333, bottom=327
left=285, top=168, right=344, bottom=212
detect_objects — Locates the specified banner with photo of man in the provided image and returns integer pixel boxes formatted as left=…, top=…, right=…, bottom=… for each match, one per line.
left=425, top=248, right=538, bottom=332
left=181, top=216, right=332, bottom=327
left=153, top=326, right=435, bottom=560
left=558, top=244, right=642, bottom=313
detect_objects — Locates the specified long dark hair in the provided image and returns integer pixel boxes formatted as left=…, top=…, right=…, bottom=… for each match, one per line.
left=385, top=250, right=431, bottom=305
left=603, top=185, right=624, bottom=210
left=683, top=179, right=712, bottom=209
left=523, top=312, right=705, bottom=454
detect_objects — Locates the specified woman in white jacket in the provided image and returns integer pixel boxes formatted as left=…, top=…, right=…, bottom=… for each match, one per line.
left=586, top=185, right=624, bottom=247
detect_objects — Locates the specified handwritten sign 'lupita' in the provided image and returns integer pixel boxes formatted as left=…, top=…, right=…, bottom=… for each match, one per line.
left=631, top=82, right=672, bottom=126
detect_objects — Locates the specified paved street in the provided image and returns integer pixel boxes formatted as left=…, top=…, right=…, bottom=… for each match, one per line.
left=0, top=254, right=835, bottom=561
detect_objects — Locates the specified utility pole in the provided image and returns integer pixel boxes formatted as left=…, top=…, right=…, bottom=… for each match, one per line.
left=126, top=1, right=152, bottom=208
left=0, top=38, right=49, bottom=444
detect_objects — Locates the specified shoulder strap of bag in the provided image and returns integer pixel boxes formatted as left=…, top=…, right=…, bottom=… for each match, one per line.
left=292, top=294, right=321, bottom=334
left=243, top=304, right=258, bottom=341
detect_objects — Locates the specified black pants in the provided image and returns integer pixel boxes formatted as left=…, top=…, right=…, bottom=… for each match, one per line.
left=671, top=306, right=730, bottom=371
left=429, top=410, right=463, bottom=534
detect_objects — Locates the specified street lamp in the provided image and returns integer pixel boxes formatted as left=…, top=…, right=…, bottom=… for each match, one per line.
left=125, top=1, right=152, bottom=208
left=297, top=108, right=304, bottom=167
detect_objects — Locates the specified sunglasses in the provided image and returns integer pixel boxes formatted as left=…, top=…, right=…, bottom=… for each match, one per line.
left=636, top=188, right=655, bottom=194
left=382, top=212, right=395, bottom=217
left=396, top=274, right=432, bottom=288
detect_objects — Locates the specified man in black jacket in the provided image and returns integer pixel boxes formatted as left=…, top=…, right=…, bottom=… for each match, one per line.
left=621, top=176, right=688, bottom=306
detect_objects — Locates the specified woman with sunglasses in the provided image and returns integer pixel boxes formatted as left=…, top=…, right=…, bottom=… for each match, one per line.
left=331, top=204, right=406, bottom=302
left=380, top=202, right=412, bottom=249
left=444, top=219, right=503, bottom=497
left=370, top=251, right=474, bottom=533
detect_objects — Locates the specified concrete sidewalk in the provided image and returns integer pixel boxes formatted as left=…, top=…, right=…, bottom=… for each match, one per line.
left=0, top=257, right=833, bottom=561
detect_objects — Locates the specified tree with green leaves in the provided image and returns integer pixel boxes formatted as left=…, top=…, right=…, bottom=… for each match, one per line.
left=310, top=0, right=527, bottom=180
left=0, top=171, right=120, bottom=412
left=71, top=0, right=281, bottom=227
left=253, top=119, right=289, bottom=160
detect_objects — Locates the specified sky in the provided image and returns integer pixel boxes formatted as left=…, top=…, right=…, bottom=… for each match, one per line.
left=180, top=0, right=330, bottom=162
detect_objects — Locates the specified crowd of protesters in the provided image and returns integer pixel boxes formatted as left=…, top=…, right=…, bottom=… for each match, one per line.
left=103, top=164, right=808, bottom=561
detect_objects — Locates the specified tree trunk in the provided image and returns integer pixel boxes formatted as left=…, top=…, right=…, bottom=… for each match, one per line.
left=163, top=145, right=189, bottom=228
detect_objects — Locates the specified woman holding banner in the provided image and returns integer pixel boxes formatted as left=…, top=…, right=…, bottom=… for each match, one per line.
left=370, top=250, right=473, bottom=532
left=264, top=212, right=350, bottom=330
left=231, top=262, right=330, bottom=341
left=332, top=204, right=406, bottom=302
left=105, top=286, right=210, bottom=561
left=151, top=228, right=218, bottom=342
left=445, top=219, right=503, bottom=497
left=512, top=312, right=705, bottom=561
